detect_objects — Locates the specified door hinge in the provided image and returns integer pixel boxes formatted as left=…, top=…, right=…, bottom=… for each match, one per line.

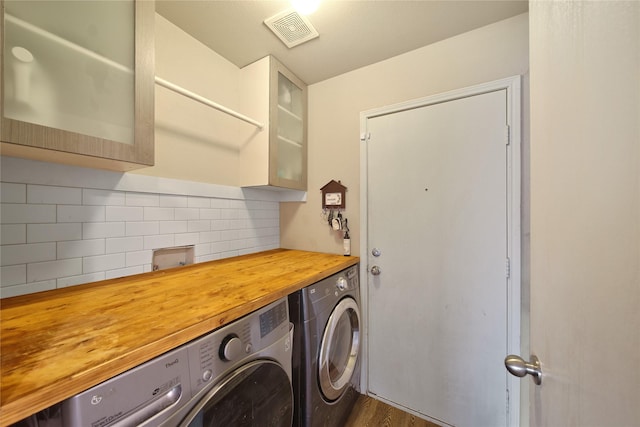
left=506, top=257, right=511, bottom=278
left=504, top=125, right=511, bottom=146
left=360, top=132, right=371, bottom=142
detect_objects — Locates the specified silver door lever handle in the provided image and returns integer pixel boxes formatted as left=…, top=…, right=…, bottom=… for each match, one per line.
left=504, top=354, right=542, bottom=385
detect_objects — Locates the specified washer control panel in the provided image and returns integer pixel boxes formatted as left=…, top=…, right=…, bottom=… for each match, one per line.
left=306, top=265, right=359, bottom=304
left=187, top=298, right=290, bottom=394
left=335, top=266, right=358, bottom=292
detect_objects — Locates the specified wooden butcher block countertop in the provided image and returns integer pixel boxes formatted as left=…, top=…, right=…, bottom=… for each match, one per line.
left=0, top=249, right=359, bottom=426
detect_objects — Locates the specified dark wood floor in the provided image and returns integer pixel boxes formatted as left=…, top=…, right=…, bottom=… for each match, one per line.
left=344, top=394, right=440, bottom=427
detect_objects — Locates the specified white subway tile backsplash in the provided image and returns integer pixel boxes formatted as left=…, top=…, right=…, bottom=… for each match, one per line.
left=1, top=183, right=26, bottom=203
left=28, top=223, right=82, bottom=243
left=1, top=243, right=56, bottom=266
left=221, top=209, right=239, bottom=220
left=174, top=233, right=199, bottom=247
left=28, top=185, right=81, bottom=205
left=197, top=253, right=220, bottom=263
left=211, top=220, right=230, bottom=231
left=247, top=200, right=278, bottom=210
left=219, top=250, right=240, bottom=259
left=126, top=221, right=160, bottom=236
left=126, top=192, right=159, bottom=207
left=239, top=229, right=257, bottom=239
left=210, top=241, right=231, bottom=254
left=221, top=230, right=240, bottom=241
left=200, top=208, right=221, bottom=220
left=0, top=264, right=26, bottom=286
left=105, top=266, right=144, bottom=280
left=58, top=205, right=106, bottom=223
left=255, top=218, right=279, bottom=228
left=1, top=159, right=282, bottom=297
left=1, top=204, right=56, bottom=224
left=210, top=199, right=232, bottom=209
left=188, top=197, right=210, bottom=208
left=57, top=272, right=106, bottom=288
left=144, top=207, right=174, bottom=221
left=83, top=253, right=125, bottom=274
left=126, top=250, right=152, bottom=267
left=83, top=222, right=126, bottom=239
left=58, top=239, right=105, bottom=259
left=188, top=220, right=210, bottom=233
left=106, top=206, right=144, bottom=222
left=106, top=236, right=143, bottom=254
left=228, top=220, right=246, bottom=230
left=83, top=189, right=126, bottom=206
left=229, top=200, right=248, bottom=209
left=143, top=234, right=174, bottom=250
left=159, top=221, right=188, bottom=234
left=1, top=224, right=25, bottom=245
left=199, top=231, right=221, bottom=243
left=28, top=258, right=82, bottom=282
left=175, top=208, right=200, bottom=221
left=1, top=280, right=56, bottom=298
left=229, top=239, right=245, bottom=251
left=160, top=194, right=188, bottom=208
left=194, top=243, right=211, bottom=257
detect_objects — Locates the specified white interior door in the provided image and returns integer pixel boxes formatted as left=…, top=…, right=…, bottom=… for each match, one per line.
left=361, top=78, right=521, bottom=427
left=529, top=2, right=640, bottom=426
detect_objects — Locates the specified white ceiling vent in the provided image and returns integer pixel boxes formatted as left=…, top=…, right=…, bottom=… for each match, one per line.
left=264, top=9, right=319, bottom=48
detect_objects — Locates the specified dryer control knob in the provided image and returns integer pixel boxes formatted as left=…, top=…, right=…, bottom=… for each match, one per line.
left=220, top=335, right=242, bottom=361
left=336, top=277, right=348, bottom=291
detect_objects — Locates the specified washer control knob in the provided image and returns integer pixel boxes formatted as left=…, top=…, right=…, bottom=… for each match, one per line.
left=202, top=369, right=213, bottom=382
left=336, top=276, right=348, bottom=291
left=220, top=335, right=242, bottom=361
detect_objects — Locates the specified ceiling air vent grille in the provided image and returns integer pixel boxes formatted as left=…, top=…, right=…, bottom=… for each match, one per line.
left=264, top=9, right=319, bottom=48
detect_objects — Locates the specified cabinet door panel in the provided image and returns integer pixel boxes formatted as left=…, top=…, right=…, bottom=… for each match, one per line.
left=269, top=62, right=307, bottom=190
left=0, top=0, right=154, bottom=170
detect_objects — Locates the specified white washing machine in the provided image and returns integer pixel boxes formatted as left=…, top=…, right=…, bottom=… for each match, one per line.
left=42, top=297, right=294, bottom=427
left=288, top=264, right=361, bottom=427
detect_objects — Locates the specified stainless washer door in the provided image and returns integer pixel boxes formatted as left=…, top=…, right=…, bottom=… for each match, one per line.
left=318, top=297, right=361, bottom=401
left=178, top=360, right=293, bottom=427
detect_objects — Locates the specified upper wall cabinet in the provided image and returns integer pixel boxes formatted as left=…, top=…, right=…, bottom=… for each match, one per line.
left=240, top=56, right=307, bottom=191
left=0, top=0, right=154, bottom=171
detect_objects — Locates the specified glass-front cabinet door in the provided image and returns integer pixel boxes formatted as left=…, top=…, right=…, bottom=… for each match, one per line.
left=269, top=59, right=307, bottom=190
left=0, top=0, right=154, bottom=171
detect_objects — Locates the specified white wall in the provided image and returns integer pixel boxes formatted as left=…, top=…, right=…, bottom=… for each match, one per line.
left=529, top=1, right=639, bottom=425
left=132, top=14, right=243, bottom=186
left=280, top=13, right=529, bottom=257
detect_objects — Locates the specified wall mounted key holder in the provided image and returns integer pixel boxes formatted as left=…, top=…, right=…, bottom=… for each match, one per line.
left=321, top=180, right=346, bottom=210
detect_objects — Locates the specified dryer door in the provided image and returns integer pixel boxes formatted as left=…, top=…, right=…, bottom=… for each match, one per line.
left=318, top=297, right=361, bottom=401
left=178, top=360, right=293, bottom=427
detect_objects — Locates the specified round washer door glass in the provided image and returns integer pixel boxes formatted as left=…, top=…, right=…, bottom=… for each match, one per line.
left=318, top=296, right=361, bottom=401
left=179, top=360, right=293, bottom=427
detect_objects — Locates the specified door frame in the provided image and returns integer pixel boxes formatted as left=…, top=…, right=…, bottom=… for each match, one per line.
left=359, top=76, right=522, bottom=426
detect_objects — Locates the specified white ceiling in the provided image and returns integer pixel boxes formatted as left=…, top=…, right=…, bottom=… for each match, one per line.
left=156, top=0, right=528, bottom=85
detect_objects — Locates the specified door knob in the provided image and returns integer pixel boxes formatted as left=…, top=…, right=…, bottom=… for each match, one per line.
left=504, top=354, right=542, bottom=385
left=370, top=265, right=381, bottom=276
